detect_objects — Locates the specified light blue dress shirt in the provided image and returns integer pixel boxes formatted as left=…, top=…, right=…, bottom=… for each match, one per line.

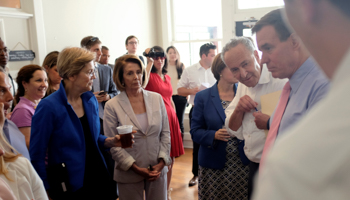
left=271, top=57, right=330, bottom=138
left=3, top=119, right=30, bottom=160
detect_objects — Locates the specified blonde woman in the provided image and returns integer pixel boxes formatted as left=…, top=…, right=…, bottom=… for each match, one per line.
left=0, top=103, right=47, bottom=200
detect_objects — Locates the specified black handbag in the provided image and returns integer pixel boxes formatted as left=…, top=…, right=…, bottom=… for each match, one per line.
left=47, top=163, right=71, bottom=198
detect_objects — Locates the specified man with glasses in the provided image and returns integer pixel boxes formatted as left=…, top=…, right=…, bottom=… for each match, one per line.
left=222, top=37, right=287, bottom=199
left=0, top=38, right=17, bottom=110
left=116, top=35, right=145, bottom=65
left=177, top=43, right=217, bottom=186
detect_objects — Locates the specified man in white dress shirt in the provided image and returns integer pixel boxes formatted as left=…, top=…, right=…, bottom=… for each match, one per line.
left=253, top=1, right=350, bottom=199
left=177, top=43, right=217, bottom=186
left=223, top=37, right=287, bottom=199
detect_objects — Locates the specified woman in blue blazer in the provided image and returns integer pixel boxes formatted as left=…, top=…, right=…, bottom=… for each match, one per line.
left=30, top=47, right=122, bottom=200
left=190, top=53, right=249, bottom=200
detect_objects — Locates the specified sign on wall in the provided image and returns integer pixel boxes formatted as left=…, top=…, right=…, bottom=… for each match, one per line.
left=9, top=50, right=35, bottom=61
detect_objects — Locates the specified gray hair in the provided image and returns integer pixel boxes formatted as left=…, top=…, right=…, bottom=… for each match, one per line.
left=221, top=37, right=256, bottom=65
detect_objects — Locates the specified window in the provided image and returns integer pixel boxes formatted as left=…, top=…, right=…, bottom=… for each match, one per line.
left=238, top=0, right=284, bottom=10
left=171, top=0, right=222, bottom=67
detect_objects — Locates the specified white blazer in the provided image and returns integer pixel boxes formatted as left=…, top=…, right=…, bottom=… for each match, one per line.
left=104, top=89, right=171, bottom=183
left=1, top=157, right=48, bottom=200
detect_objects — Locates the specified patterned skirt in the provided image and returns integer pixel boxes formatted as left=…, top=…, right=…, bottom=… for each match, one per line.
left=198, top=137, right=249, bottom=200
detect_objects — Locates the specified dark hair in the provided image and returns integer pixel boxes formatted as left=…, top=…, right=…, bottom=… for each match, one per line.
left=199, top=43, right=217, bottom=58
left=150, top=46, right=168, bottom=75
left=80, top=36, right=101, bottom=50
left=102, top=46, right=109, bottom=51
left=166, top=46, right=184, bottom=79
left=42, top=51, right=59, bottom=96
left=252, top=9, right=291, bottom=41
left=125, top=35, right=139, bottom=45
left=211, top=53, right=227, bottom=81
left=114, top=54, right=146, bottom=92
left=15, top=65, right=45, bottom=104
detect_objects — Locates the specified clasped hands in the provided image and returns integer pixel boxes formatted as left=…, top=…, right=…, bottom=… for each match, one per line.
left=131, top=159, right=165, bottom=181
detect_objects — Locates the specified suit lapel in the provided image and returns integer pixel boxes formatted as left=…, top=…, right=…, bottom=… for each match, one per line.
left=143, top=90, right=153, bottom=134
left=211, top=83, right=225, bottom=122
left=97, top=64, right=104, bottom=89
left=118, top=92, right=144, bottom=133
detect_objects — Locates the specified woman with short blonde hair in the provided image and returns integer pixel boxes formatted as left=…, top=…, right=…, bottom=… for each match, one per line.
left=31, top=47, right=122, bottom=199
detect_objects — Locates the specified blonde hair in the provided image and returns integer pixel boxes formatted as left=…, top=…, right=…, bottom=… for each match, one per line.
left=113, top=54, right=146, bottom=92
left=0, top=130, right=21, bottom=181
left=57, top=47, right=95, bottom=80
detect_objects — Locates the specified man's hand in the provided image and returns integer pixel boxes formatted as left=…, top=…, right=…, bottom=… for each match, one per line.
left=93, top=91, right=110, bottom=103
left=235, top=95, right=258, bottom=113
left=191, top=87, right=200, bottom=95
left=253, top=111, right=270, bottom=130
left=214, top=129, right=231, bottom=141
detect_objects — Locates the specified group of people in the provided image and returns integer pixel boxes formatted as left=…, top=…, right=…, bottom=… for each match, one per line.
left=0, top=0, right=350, bottom=199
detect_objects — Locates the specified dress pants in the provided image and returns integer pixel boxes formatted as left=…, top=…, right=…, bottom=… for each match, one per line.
left=189, top=106, right=200, bottom=176
left=248, top=161, right=259, bottom=200
left=118, top=174, right=167, bottom=200
left=172, top=95, right=188, bottom=139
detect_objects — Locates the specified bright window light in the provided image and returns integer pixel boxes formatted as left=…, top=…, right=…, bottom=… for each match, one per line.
left=238, top=0, right=284, bottom=9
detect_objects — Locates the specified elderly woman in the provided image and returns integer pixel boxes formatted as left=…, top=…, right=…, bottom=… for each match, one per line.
left=30, top=47, right=121, bottom=199
left=104, top=54, right=171, bottom=200
left=0, top=103, right=47, bottom=200
left=190, top=53, right=249, bottom=200
left=42, top=51, right=61, bottom=96
left=11, top=65, right=48, bottom=149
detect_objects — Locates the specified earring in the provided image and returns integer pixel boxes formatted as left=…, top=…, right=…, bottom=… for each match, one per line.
left=122, top=82, right=125, bottom=86
left=220, top=74, right=222, bottom=77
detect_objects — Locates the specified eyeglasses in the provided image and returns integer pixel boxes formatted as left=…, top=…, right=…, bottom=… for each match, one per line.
left=85, top=37, right=99, bottom=47
left=87, top=68, right=97, bottom=77
left=128, top=41, right=138, bottom=45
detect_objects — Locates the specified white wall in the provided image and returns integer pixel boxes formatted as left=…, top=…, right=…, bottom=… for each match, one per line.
left=41, top=0, right=159, bottom=63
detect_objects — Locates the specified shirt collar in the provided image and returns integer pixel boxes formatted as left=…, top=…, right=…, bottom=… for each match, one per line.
left=289, top=57, right=316, bottom=93
left=196, top=62, right=210, bottom=70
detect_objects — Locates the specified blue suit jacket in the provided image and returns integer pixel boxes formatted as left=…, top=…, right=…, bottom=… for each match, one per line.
left=30, top=82, right=108, bottom=191
left=190, top=82, right=237, bottom=170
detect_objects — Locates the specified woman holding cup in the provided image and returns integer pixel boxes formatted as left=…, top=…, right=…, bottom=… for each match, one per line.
left=190, top=53, right=249, bottom=199
left=104, top=54, right=171, bottom=200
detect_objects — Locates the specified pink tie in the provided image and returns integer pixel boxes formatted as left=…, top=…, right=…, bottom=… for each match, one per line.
left=260, top=81, right=291, bottom=171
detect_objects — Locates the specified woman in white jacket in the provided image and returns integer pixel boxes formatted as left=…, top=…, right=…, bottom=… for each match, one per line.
left=0, top=103, right=47, bottom=200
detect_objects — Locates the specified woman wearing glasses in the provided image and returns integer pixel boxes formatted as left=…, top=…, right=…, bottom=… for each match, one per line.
left=144, top=46, right=184, bottom=200
left=30, top=47, right=122, bottom=200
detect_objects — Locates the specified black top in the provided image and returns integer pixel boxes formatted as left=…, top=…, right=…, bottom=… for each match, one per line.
left=78, top=114, right=116, bottom=199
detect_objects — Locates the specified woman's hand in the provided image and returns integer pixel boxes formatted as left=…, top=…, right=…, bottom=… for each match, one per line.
left=104, top=130, right=136, bottom=148
left=131, top=163, right=161, bottom=181
left=214, top=129, right=231, bottom=142
left=151, top=159, right=165, bottom=174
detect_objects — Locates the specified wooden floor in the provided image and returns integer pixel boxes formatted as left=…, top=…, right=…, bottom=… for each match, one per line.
left=169, top=148, right=198, bottom=200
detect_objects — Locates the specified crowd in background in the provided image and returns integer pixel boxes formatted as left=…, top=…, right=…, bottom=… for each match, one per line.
left=0, top=1, right=349, bottom=199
